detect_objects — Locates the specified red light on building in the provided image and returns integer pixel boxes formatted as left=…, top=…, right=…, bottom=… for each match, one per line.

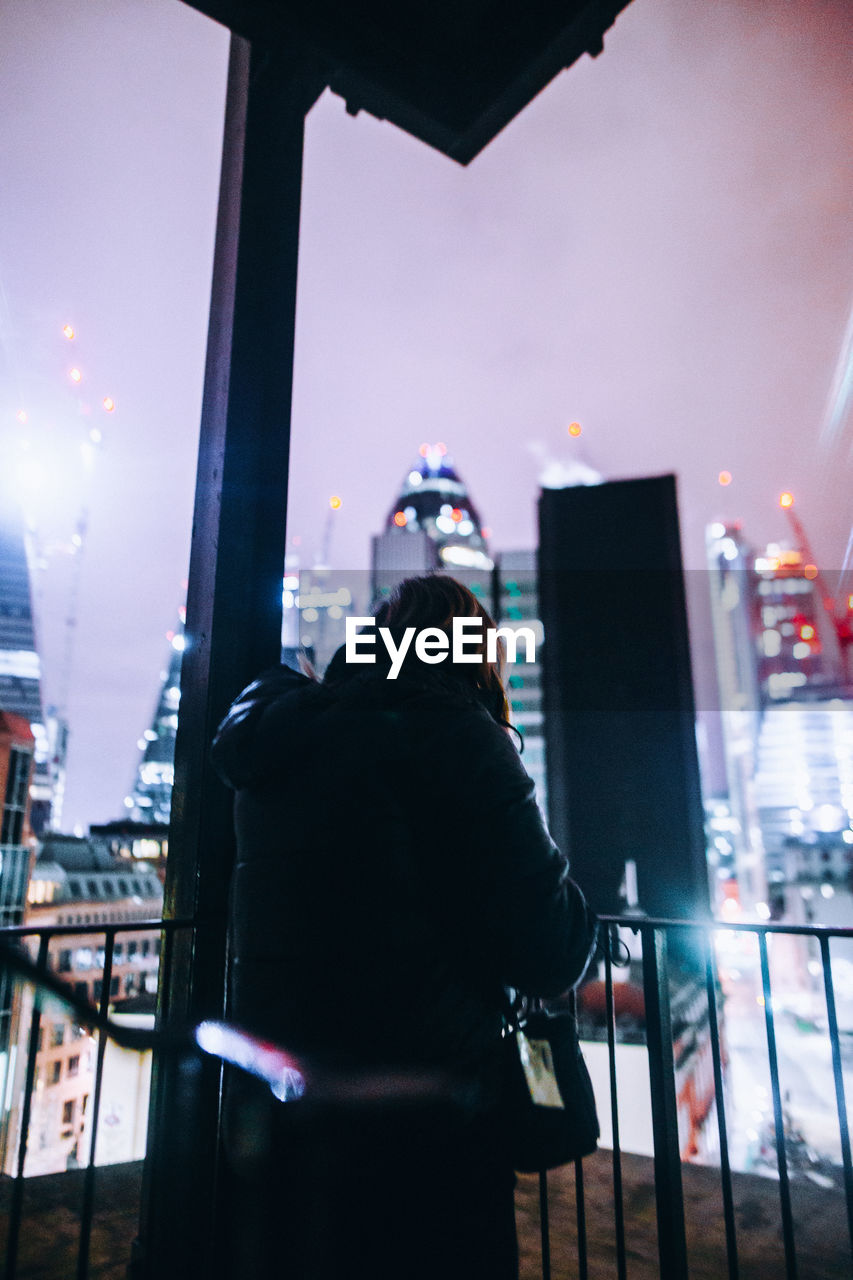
left=568, top=422, right=582, bottom=437
left=393, top=511, right=407, bottom=527
left=418, top=444, right=429, bottom=457
left=718, top=471, right=732, bottom=486
left=779, top=491, right=794, bottom=509
left=800, top=624, right=815, bottom=641
left=450, top=508, right=463, bottom=523
left=804, top=564, right=818, bottom=580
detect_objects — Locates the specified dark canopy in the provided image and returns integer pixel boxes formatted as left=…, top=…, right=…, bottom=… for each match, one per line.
left=182, top=0, right=631, bottom=163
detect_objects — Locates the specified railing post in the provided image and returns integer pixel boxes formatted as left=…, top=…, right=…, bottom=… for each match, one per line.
left=641, top=924, right=688, bottom=1279
left=819, top=935, right=853, bottom=1268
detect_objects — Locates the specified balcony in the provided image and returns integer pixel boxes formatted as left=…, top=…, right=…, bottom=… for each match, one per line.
left=0, top=913, right=849, bottom=1279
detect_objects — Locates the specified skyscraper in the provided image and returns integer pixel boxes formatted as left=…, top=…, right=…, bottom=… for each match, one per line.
left=0, top=502, right=59, bottom=833
left=125, top=621, right=183, bottom=824
left=706, top=521, right=853, bottom=920
left=371, top=444, right=494, bottom=603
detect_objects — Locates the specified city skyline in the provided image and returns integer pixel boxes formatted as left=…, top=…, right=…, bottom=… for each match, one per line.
left=1, top=0, right=850, bottom=829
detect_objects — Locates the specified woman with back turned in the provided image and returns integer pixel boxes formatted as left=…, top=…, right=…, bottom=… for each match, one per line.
left=212, top=574, right=597, bottom=1279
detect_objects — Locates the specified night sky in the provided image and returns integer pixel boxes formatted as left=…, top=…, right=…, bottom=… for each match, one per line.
left=1, top=0, right=850, bottom=830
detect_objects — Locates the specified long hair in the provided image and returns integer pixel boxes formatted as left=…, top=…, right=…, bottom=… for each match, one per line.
left=373, top=575, right=516, bottom=737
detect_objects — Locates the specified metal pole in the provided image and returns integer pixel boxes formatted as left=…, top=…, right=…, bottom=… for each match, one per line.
left=641, top=925, right=688, bottom=1279
left=134, top=33, right=324, bottom=1280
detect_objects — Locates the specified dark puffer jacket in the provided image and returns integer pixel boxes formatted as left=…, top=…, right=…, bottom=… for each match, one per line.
left=212, top=660, right=597, bottom=1081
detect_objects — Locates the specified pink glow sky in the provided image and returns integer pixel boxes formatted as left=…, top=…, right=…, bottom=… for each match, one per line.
left=0, top=0, right=850, bottom=829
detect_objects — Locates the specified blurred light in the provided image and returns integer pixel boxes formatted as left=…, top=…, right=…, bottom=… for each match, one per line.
left=137, top=738, right=146, bottom=751
left=482, top=526, right=491, bottom=538
left=755, top=901, right=771, bottom=920
left=568, top=422, right=582, bottom=437
left=800, top=623, right=816, bottom=640
left=718, top=470, right=732, bottom=486
left=404, top=506, right=416, bottom=521
left=436, top=442, right=447, bottom=455
left=722, top=539, right=739, bottom=562
left=746, top=1128, right=759, bottom=1142
left=89, top=428, right=102, bottom=444
left=144, top=729, right=157, bottom=742
left=329, top=495, right=342, bottom=510
left=178, top=605, right=187, bottom=622
left=102, top=396, right=115, bottom=413
left=62, top=324, right=75, bottom=340
left=779, top=491, right=794, bottom=508
left=302, top=607, right=318, bottom=622
left=419, top=443, right=429, bottom=457
left=71, top=533, right=82, bottom=549
left=408, top=470, right=422, bottom=486
left=821, top=883, right=835, bottom=899
left=70, top=367, right=82, bottom=383
left=328, top=605, right=342, bottom=620
left=804, top=563, right=818, bottom=580
left=756, top=995, right=765, bottom=1007
left=812, top=803, right=845, bottom=833
left=848, top=594, right=853, bottom=611
left=283, top=575, right=299, bottom=590
left=16, top=410, right=27, bottom=424
left=393, top=511, right=407, bottom=527
left=793, top=641, right=811, bottom=659
left=457, top=520, right=474, bottom=536
left=436, top=516, right=455, bottom=535
left=843, top=830, right=853, bottom=844
left=451, top=508, right=463, bottom=523
left=171, top=634, right=186, bottom=652
left=710, top=522, right=726, bottom=539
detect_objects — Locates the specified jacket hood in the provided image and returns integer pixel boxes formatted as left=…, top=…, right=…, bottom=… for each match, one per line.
left=211, top=664, right=331, bottom=790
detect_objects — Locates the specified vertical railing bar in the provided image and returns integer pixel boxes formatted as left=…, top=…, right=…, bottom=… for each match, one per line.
left=575, top=1158, right=589, bottom=1280
left=159, top=920, right=177, bottom=1026
left=567, top=985, right=590, bottom=1280
left=5, top=931, right=51, bottom=1279
left=640, top=924, right=688, bottom=1279
left=757, top=930, right=798, bottom=1280
left=819, top=935, right=853, bottom=1265
left=704, top=931, right=739, bottom=1279
left=76, top=929, right=115, bottom=1280
left=538, top=1168, right=551, bottom=1280
left=604, top=933, right=628, bottom=1280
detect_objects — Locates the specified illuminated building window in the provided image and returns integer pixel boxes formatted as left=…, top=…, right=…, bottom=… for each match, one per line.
left=68, top=1056, right=80, bottom=1077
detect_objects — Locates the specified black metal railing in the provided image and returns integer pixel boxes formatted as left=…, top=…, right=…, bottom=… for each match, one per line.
left=0, top=917, right=194, bottom=1280
left=530, top=915, right=853, bottom=1280
left=0, top=914, right=851, bottom=1279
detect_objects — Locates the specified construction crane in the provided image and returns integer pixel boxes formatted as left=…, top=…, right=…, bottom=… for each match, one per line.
left=778, top=491, right=853, bottom=683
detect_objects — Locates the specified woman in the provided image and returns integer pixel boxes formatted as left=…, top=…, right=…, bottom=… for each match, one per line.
left=212, top=574, right=597, bottom=1279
